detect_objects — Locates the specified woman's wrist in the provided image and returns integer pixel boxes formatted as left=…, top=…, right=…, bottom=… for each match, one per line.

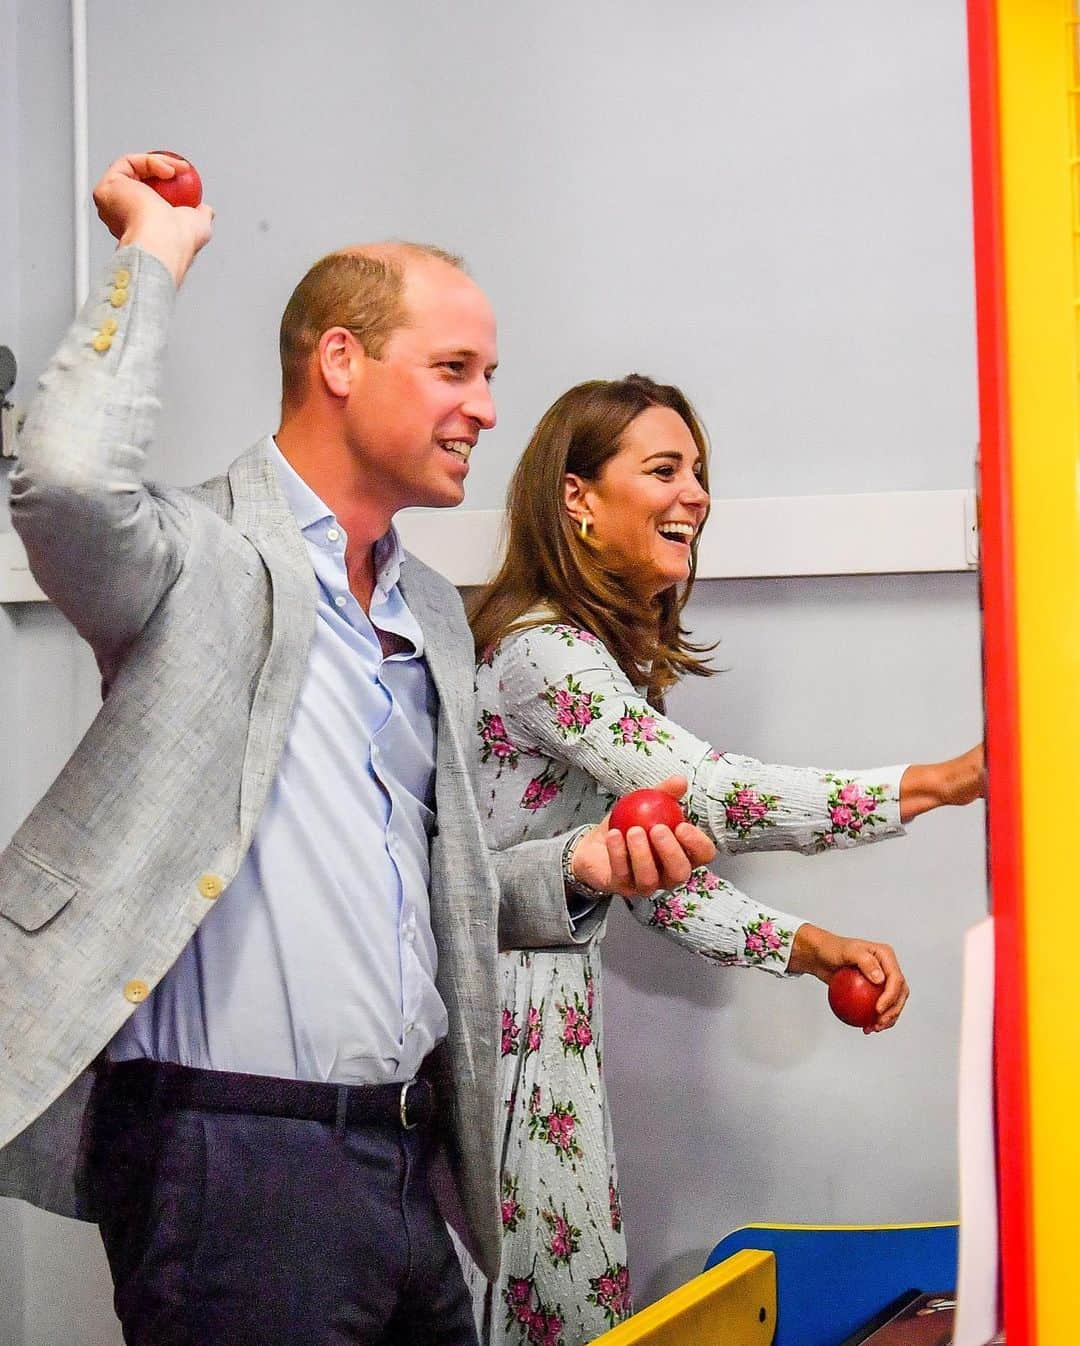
left=899, top=745, right=985, bottom=822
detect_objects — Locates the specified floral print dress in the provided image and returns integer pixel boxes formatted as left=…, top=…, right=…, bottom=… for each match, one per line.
left=468, top=622, right=906, bottom=1345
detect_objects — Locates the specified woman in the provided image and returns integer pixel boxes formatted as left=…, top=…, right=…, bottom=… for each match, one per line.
left=465, top=375, right=983, bottom=1344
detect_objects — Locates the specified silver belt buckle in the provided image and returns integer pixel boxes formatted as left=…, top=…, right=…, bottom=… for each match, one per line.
left=399, top=1079, right=418, bottom=1130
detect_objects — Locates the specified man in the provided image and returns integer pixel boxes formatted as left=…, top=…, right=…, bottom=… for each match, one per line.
left=0, top=153, right=712, bottom=1344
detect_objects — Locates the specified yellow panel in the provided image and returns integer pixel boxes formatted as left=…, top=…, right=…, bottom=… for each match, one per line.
left=995, top=1, right=1080, bottom=1340
left=586, top=1250, right=775, bottom=1346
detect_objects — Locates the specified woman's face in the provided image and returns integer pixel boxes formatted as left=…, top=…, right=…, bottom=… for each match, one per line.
left=567, top=405, right=710, bottom=600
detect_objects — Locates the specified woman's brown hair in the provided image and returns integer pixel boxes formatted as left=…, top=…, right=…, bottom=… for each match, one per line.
left=467, top=374, right=716, bottom=699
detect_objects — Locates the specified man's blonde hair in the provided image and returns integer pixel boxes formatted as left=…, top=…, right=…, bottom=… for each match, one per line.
left=279, top=243, right=466, bottom=409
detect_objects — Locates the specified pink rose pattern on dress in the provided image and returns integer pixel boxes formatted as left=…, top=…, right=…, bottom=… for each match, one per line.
left=502, top=1007, right=521, bottom=1057
left=646, top=866, right=723, bottom=932
left=587, top=1263, right=633, bottom=1327
left=542, top=675, right=603, bottom=741
left=541, top=623, right=601, bottom=649
left=814, top=775, right=889, bottom=849
left=503, top=1275, right=567, bottom=1346
left=521, top=768, right=563, bottom=812
left=501, top=1174, right=525, bottom=1233
left=742, top=914, right=794, bottom=966
left=479, top=709, right=521, bottom=773
left=541, top=1205, right=582, bottom=1268
left=524, top=1003, right=544, bottom=1058
left=556, top=991, right=594, bottom=1058
left=528, top=1096, right=583, bottom=1162
left=608, top=704, right=673, bottom=754
left=722, top=782, right=779, bottom=839
left=647, top=889, right=697, bottom=933
left=609, top=1180, right=623, bottom=1232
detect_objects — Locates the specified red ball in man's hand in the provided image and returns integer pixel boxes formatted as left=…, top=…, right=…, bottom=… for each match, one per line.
left=609, top=789, right=685, bottom=844
left=147, top=151, right=202, bottom=208
left=827, top=966, right=881, bottom=1029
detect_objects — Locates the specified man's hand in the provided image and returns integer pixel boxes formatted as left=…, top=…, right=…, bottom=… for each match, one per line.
left=93, top=152, right=214, bottom=288
left=789, top=924, right=909, bottom=1034
left=570, top=776, right=716, bottom=899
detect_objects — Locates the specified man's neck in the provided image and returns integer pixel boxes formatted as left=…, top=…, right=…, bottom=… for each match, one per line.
left=275, top=423, right=392, bottom=614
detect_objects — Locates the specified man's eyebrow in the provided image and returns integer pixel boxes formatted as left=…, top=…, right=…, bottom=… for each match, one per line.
left=433, top=347, right=496, bottom=363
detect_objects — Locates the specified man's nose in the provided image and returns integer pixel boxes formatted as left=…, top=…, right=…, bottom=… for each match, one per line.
left=464, top=382, right=497, bottom=430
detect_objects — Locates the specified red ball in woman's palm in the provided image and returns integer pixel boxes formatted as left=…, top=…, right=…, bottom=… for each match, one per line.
left=827, top=966, right=880, bottom=1028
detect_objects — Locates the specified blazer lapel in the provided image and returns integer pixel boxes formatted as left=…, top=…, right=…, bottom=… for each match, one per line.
left=227, top=442, right=317, bottom=838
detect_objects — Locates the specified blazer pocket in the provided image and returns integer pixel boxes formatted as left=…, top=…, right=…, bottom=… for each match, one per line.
left=0, top=844, right=78, bottom=932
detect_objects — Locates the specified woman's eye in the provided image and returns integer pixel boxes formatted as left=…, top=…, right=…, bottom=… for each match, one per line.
left=652, top=466, right=675, bottom=478
left=439, top=361, right=466, bottom=376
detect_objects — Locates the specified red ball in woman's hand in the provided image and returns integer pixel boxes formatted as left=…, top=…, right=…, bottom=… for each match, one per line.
left=827, top=966, right=881, bottom=1029
left=609, top=789, right=685, bottom=843
left=147, top=151, right=202, bottom=208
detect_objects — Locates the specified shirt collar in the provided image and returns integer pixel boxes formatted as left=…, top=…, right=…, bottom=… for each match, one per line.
left=266, top=436, right=405, bottom=587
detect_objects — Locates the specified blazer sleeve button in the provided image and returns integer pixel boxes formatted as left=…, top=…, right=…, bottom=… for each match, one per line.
left=197, top=873, right=225, bottom=900
left=91, top=333, right=113, bottom=353
left=123, top=979, right=149, bottom=1004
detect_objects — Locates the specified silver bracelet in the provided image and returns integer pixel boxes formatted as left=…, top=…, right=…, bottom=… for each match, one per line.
left=561, top=825, right=609, bottom=901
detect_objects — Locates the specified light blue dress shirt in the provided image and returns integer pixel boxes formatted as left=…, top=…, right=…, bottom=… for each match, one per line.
left=111, top=439, right=446, bottom=1084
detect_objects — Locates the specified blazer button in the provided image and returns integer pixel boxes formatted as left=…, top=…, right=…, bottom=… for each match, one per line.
left=110, top=288, right=129, bottom=308
left=123, top=979, right=149, bottom=1004
left=100, top=317, right=118, bottom=336
left=91, top=333, right=113, bottom=353
left=197, top=873, right=225, bottom=900
left=114, top=268, right=131, bottom=287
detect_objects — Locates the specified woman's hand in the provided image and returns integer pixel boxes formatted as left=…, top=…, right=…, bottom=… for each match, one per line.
left=788, top=924, right=909, bottom=1033
left=571, top=776, right=716, bottom=898
left=899, top=743, right=986, bottom=822
left=93, top=152, right=214, bottom=287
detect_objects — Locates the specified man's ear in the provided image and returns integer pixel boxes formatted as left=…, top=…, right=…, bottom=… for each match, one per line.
left=317, top=327, right=359, bottom=399
left=564, top=472, right=592, bottom=526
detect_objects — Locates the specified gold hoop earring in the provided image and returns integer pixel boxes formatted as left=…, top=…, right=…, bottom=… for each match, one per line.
left=579, top=516, right=591, bottom=540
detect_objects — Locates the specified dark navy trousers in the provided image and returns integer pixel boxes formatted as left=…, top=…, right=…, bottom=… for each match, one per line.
left=87, top=1066, right=479, bottom=1346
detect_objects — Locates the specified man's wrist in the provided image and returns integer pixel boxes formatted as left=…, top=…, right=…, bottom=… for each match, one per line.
left=561, top=826, right=608, bottom=901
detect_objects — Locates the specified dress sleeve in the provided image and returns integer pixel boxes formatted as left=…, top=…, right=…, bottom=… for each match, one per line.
left=493, top=624, right=907, bottom=856
left=626, top=868, right=807, bottom=977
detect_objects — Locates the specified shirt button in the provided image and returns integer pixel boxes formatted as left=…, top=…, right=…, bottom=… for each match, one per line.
left=334, top=594, right=347, bottom=608
left=405, top=1021, right=415, bottom=1034
left=326, top=528, right=340, bottom=543
left=114, top=268, right=131, bottom=287
left=123, top=979, right=149, bottom=1004
left=110, top=287, right=128, bottom=308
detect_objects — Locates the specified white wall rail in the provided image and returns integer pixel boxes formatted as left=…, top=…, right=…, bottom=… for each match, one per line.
left=0, top=489, right=978, bottom=604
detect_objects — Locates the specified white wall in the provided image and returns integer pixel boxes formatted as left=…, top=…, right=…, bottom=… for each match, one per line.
left=2, top=1, right=984, bottom=1338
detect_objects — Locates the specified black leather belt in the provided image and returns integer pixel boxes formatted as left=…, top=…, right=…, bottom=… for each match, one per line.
left=105, top=1059, right=436, bottom=1131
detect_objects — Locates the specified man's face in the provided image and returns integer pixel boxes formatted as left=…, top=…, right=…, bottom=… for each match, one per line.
left=344, top=259, right=498, bottom=513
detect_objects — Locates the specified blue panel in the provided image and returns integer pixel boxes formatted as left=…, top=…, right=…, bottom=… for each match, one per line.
left=704, top=1224, right=958, bottom=1346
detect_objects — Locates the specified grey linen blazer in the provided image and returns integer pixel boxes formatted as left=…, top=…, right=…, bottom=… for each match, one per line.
left=0, top=246, right=602, bottom=1280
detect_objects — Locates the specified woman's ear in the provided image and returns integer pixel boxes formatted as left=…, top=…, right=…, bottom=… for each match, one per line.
left=564, top=473, right=590, bottom=525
